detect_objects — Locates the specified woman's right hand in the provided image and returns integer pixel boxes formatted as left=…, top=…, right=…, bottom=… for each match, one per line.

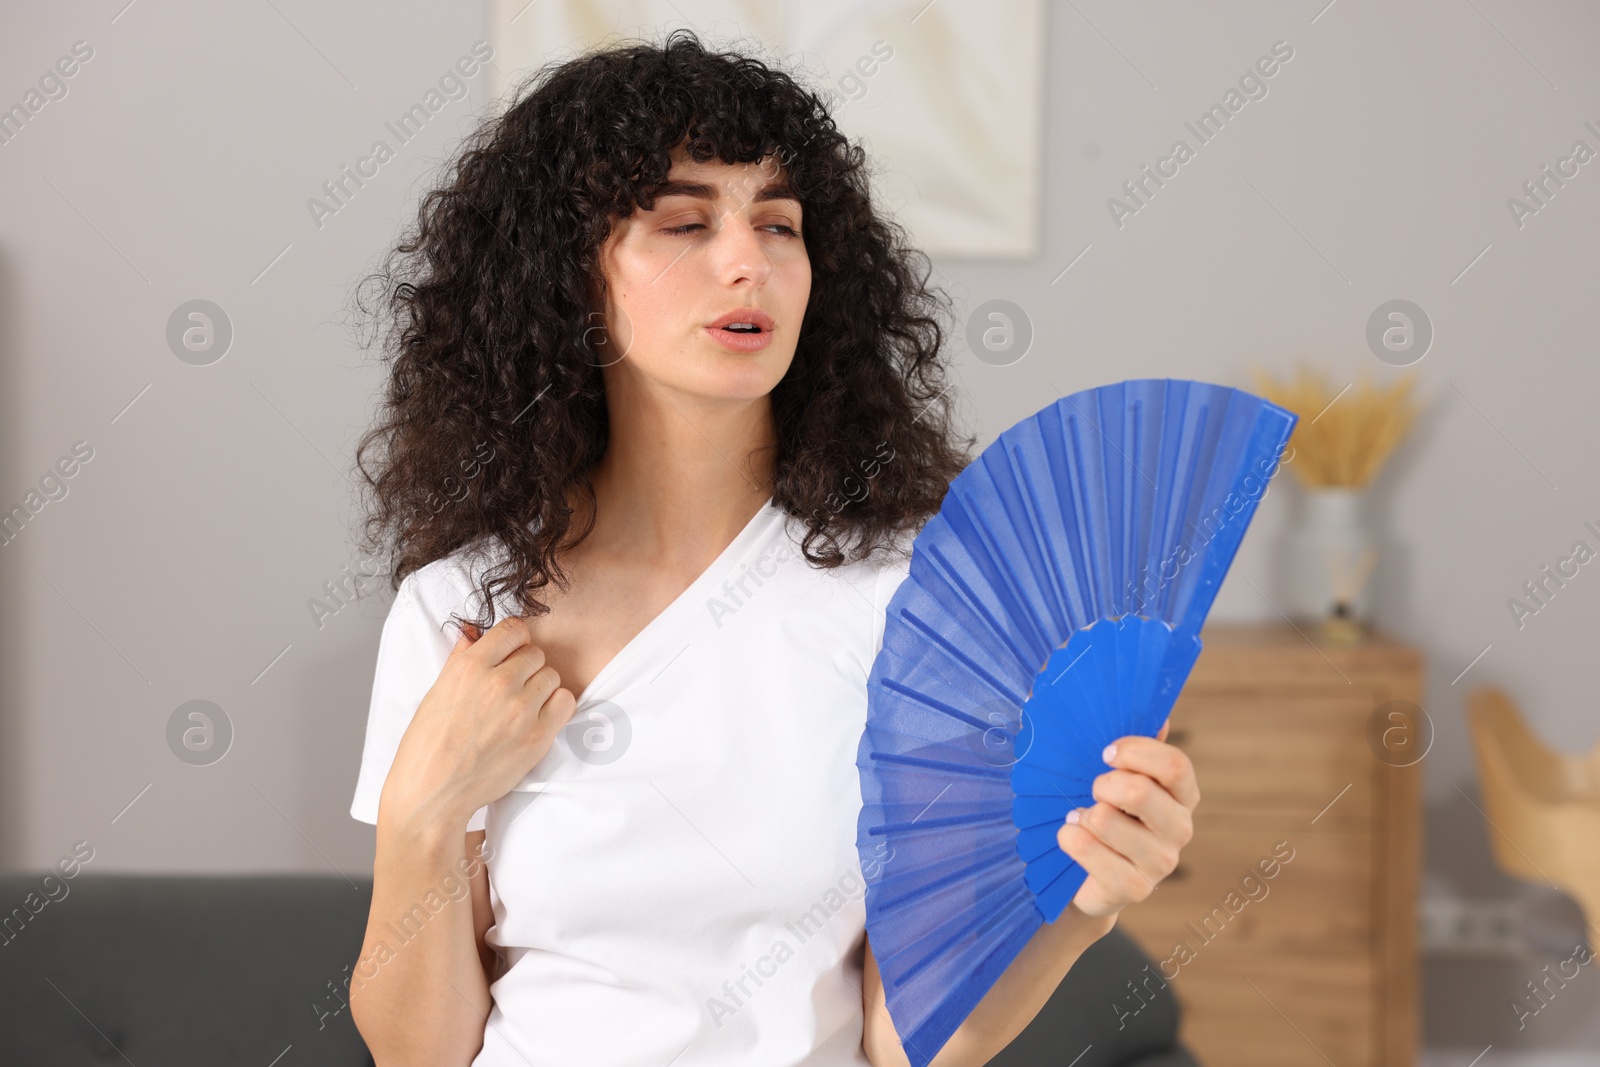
left=379, top=614, right=579, bottom=830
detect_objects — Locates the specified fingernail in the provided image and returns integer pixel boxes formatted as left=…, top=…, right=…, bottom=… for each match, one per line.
left=1102, top=743, right=1118, bottom=763
left=1066, top=809, right=1081, bottom=825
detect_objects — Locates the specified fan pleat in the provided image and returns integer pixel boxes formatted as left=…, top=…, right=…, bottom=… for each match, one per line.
left=866, top=751, right=1010, bottom=780
left=917, top=548, right=1025, bottom=657
left=899, top=594, right=1032, bottom=699
left=880, top=675, right=1009, bottom=734
left=942, top=495, right=1053, bottom=667
left=1006, top=441, right=1074, bottom=634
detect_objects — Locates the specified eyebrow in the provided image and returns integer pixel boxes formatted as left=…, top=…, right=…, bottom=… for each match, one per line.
left=645, top=178, right=801, bottom=206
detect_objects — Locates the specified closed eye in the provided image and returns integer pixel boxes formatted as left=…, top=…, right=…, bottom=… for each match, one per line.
left=663, top=222, right=801, bottom=237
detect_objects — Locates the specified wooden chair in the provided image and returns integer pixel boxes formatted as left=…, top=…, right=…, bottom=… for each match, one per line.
left=1463, top=684, right=1600, bottom=934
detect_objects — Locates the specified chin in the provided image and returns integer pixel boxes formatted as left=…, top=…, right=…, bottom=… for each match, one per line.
left=701, top=374, right=786, bottom=402
left=685, top=349, right=794, bottom=397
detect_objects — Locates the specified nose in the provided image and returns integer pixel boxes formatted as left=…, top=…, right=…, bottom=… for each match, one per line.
left=711, top=207, right=774, bottom=288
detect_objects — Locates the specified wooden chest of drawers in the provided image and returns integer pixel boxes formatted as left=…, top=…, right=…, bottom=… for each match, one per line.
left=1113, top=622, right=1424, bottom=1067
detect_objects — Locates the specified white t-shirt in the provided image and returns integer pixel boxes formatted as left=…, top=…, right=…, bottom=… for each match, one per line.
left=350, top=498, right=914, bottom=1066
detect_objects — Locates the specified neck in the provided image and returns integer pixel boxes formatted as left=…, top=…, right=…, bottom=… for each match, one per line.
left=572, top=390, right=777, bottom=569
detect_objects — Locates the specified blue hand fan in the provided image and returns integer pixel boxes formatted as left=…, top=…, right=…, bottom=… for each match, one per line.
left=855, top=378, right=1296, bottom=1066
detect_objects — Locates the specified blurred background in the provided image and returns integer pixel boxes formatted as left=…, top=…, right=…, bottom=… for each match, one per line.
left=2, top=1, right=1597, bottom=1064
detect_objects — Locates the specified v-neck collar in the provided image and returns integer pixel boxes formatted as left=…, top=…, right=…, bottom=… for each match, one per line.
left=572, top=497, right=784, bottom=707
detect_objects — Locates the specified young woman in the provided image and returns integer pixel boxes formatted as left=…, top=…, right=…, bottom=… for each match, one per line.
left=345, top=30, right=1198, bottom=1067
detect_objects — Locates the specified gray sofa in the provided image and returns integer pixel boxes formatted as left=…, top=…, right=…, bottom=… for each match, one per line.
left=0, top=874, right=1197, bottom=1065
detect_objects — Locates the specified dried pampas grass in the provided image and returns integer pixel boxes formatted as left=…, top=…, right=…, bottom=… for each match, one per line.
left=1252, top=364, right=1419, bottom=489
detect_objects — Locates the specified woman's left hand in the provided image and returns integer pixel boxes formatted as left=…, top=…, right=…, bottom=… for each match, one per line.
left=1056, top=719, right=1200, bottom=920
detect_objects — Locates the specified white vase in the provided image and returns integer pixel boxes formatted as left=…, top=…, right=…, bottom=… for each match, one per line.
left=1285, top=487, right=1376, bottom=624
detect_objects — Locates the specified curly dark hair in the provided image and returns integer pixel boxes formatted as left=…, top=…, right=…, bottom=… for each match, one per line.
left=348, top=27, right=974, bottom=632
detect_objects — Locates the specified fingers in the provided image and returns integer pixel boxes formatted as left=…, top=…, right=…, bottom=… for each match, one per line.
left=452, top=614, right=571, bottom=726
left=461, top=614, right=534, bottom=668
left=1071, top=796, right=1181, bottom=884
left=1104, top=735, right=1201, bottom=810
left=498, top=641, right=551, bottom=690
left=1091, top=766, right=1195, bottom=848
left=1053, top=730, right=1201, bottom=910
left=493, top=641, right=574, bottom=734
left=540, top=685, right=579, bottom=729
left=1057, top=803, right=1164, bottom=905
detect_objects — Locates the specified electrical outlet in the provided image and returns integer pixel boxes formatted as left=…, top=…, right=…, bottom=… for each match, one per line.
left=1420, top=896, right=1526, bottom=956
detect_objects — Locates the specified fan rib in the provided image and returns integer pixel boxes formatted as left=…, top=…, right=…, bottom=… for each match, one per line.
left=941, top=496, right=1053, bottom=663
left=866, top=751, right=1011, bottom=780
left=920, top=542, right=1040, bottom=681
left=1152, top=400, right=1208, bottom=620
left=1121, top=397, right=1144, bottom=618
left=1150, top=386, right=1187, bottom=621
left=1064, top=411, right=1107, bottom=618
left=1036, top=414, right=1093, bottom=631
left=876, top=839, right=1023, bottom=913
left=881, top=675, right=1013, bottom=733
left=1005, top=442, right=1072, bottom=637
left=871, top=811, right=1013, bottom=836
left=897, top=606, right=1028, bottom=707
left=890, top=883, right=1037, bottom=987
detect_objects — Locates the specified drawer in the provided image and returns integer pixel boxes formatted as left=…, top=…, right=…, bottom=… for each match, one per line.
left=1170, top=954, right=1376, bottom=1067
left=1191, top=623, right=1423, bottom=688
left=1117, top=819, right=1373, bottom=959
left=1165, top=691, right=1381, bottom=824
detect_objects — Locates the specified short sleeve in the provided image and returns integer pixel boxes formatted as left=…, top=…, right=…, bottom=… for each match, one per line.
left=350, top=568, right=489, bottom=833
left=870, top=550, right=913, bottom=659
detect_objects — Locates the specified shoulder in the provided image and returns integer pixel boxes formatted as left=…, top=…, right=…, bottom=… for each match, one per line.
left=772, top=510, right=918, bottom=654
left=865, top=535, right=916, bottom=654
left=397, top=537, right=515, bottom=631
left=775, top=508, right=914, bottom=580
left=354, top=543, right=500, bottom=832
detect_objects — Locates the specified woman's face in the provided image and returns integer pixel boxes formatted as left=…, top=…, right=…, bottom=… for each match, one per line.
left=592, top=146, right=810, bottom=407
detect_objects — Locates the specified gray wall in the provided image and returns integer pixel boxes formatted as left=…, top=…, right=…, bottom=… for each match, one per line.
left=2, top=0, right=1597, bottom=1055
